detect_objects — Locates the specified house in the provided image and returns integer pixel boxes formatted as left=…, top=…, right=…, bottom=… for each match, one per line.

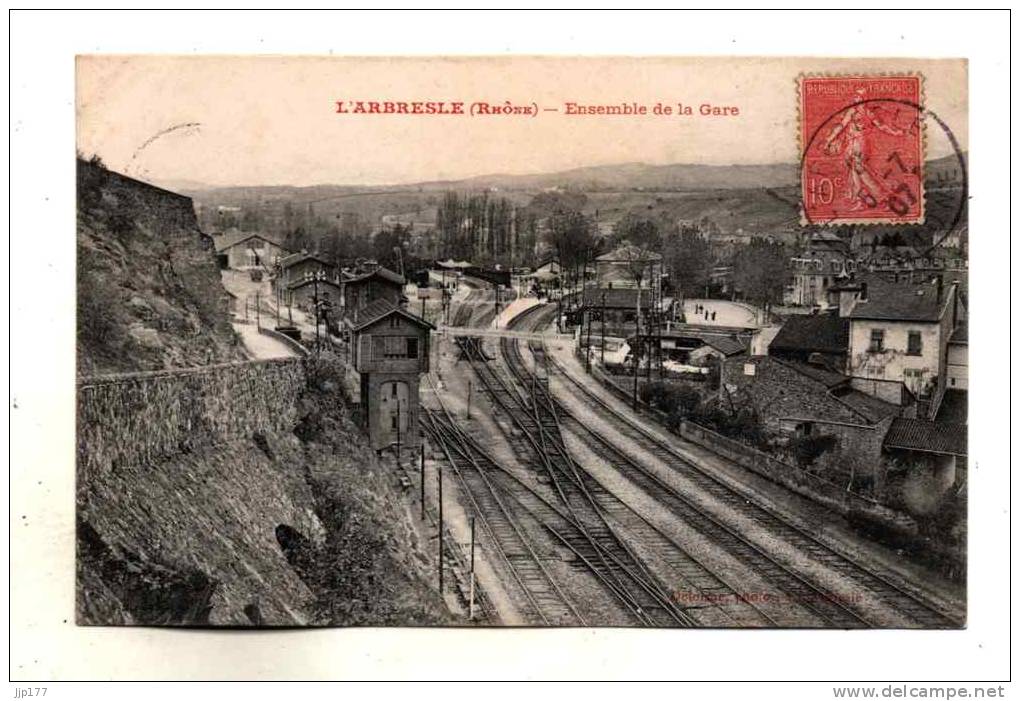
left=214, top=231, right=290, bottom=271
left=845, top=276, right=962, bottom=418
left=346, top=299, right=433, bottom=452
left=783, top=232, right=858, bottom=308
left=768, top=313, right=850, bottom=371
left=946, top=316, right=968, bottom=391
left=580, top=287, right=667, bottom=340
left=656, top=329, right=750, bottom=365
left=883, top=417, right=968, bottom=494
left=721, top=355, right=904, bottom=469
left=273, top=252, right=340, bottom=298
left=342, top=265, right=406, bottom=316
left=286, top=277, right=342, bottom=322
left=527, top=259, right=561, bottom=286
left=595, top=245, right=664, bottom=291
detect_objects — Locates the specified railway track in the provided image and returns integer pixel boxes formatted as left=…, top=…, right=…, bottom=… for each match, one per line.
left=420, top=399, right=584, bottom=626
left=454, top=336, right=694, bottom=626
left=505, top=302, right=962, bottom=629
left=423, top=378, right=710, bottom=625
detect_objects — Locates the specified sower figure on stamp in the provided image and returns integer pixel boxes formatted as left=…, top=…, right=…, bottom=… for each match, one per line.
left=822, top=88, right=905, bottom=211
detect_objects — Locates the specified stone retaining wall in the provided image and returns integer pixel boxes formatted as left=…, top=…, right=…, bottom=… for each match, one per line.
left=588, top=360, right=918, bottom=535
left=77, top=358, right=307, bottom=483
left=677, top=420, right=917, bottom=535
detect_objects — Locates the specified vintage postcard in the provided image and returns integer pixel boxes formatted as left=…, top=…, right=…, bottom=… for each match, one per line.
left=74, top=55, right=968, bottom=630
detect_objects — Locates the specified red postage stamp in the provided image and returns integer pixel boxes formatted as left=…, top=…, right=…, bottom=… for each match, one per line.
left=799, top=75, right=924, bottom=225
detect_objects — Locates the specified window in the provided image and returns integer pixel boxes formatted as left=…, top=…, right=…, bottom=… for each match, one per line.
left=383, top=337, right=405, bottom=358
left=869, top=328, right=885, bottom=352
left=907, top=331, right=922, bottom=356
left=381, top=336, right=419, bottom=359
left=389, top=316, right=400, bottom=328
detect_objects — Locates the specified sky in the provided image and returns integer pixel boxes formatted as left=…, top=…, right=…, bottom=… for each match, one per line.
left=76, top=56, right=968, bottom=188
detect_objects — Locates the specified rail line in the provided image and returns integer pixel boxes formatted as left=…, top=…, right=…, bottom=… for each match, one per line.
left=454, top=336, right=693, bottom=626
left=420, top=398, right=584, bottom=626
left=507, top=302, right=962, bottom=628
left=422, top=383, right=707, bottom=626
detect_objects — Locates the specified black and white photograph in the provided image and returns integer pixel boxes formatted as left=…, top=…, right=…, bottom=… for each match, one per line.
left=8, top=8, right=1012, bottom=688
left=73, top=55, right=968, bottom=630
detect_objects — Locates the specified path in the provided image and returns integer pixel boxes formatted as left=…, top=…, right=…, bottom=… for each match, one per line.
left=233, top=322, right=298, bottom=360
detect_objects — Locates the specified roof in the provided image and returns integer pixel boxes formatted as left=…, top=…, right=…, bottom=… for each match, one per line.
left=213, top=231, right=286, bottom=253
left=884, top=418, right=967, bottom=457
left=949, top=317, right=968, bottom=344
left=835, top=387, right=904, bottom=423
left=777, top=358, right=849, bottom=390
left=344, top=299, right=435, bottom=332
left=729, top=356, right=900, bottom=426
left=595, top=245, right=663, bottom=263
left=701, top=335, right=749, bottom=357
left=288, top=278, right=341, bottom=292
left=436, top=259, right=473, bottom=269
left=936, top=389, right=968, bottom=424
left=582, top=287, right=654, bottom=310
left=279, top=252, right=335, bottom=270
left=863, top=245, right=921, bottom=264
left=847, top=278, right=955, bottom=322
left=657, top=329, right=750, bottom=356
left=344, top=265, right=406, bottom=287
left=770, top=314, right=850, bottom=355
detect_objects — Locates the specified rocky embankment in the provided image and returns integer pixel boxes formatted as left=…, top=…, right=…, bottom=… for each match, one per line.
left=76, top=162, right=451, bottom=625
left=78, top=358, right=452, bottom=626
left=76, top=158, right=245, bottom=375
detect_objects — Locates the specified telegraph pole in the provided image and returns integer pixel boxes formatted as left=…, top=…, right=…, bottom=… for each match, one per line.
left=469, top=516, right=476, bottom=620
left=585, top=307, right=593, bottom=373
left=420, top=444, right=426, bottom=521
left=396, top=403, right=401, bottom=464
left=466, top=380, right=472, bottom=420
left=275, top=283, right=281, bottom=327
left=437, top=466, right=444, bottom=595
left=601, top=291, right=607, bottom=366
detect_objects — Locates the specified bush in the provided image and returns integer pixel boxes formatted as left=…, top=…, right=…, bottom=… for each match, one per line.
left=788, top=434, right=838, bottom=467
left=690, top=404, right=769, bottom=451
left=639, top=380, right=703, bottom=428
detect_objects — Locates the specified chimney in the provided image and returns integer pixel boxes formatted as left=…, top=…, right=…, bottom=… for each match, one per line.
left=936, top=275, right=944, bottom=306
left=859, top=282, right=868, bottom=302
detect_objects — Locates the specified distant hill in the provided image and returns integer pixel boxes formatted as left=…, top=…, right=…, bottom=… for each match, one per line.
left=181, top=153, right=964, bottom=201
left=417, top=161, right=800, bottom=192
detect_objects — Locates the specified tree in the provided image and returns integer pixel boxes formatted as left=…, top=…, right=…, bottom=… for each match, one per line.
left=545, top=210, right=596, bottom=293
left=372, top=224, right=411, bottom=275
left=732, top=238, right=790, bottom=311
left=284, top=225, right=312, bottom=254
left=613, top=216, right=665, bottom=399
left=664, top=225, right=712, bottom=297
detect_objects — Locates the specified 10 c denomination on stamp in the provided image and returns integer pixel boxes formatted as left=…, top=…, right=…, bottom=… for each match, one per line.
left=800, top=74, right=925, bottom=225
